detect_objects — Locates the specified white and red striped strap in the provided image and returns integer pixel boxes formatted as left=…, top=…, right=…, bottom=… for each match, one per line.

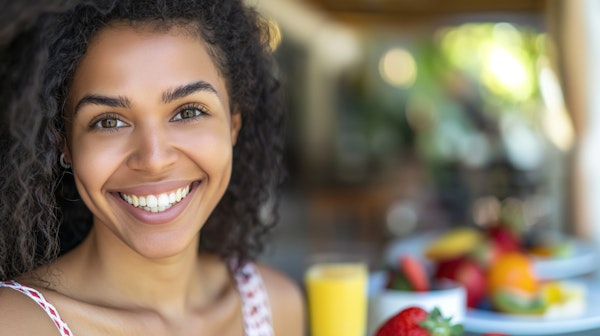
left=0, top=262, right=273, bottom=336
left=0, top=280, right=73, bottom=336
left=233, top=262, right=274, bottom=336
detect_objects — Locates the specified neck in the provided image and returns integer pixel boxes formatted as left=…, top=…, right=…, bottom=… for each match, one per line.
left=63, top=225, right=229, bottom=319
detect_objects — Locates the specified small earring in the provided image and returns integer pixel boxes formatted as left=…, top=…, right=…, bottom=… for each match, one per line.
left=59, top=153, right=71, bottom=169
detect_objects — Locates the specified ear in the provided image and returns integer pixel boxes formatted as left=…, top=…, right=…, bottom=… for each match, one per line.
left=230, top=111, right=242, bottom=145
left=61, top=141, right=72, bottom=164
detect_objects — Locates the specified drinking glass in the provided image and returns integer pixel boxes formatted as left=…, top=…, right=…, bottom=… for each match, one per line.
left=305, top=254, right=368, bottom=336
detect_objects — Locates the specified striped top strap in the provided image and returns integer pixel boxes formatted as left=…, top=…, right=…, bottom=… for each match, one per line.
left=233, top=262, right=275, bottom=336
left=0, top=261, right=273, bottom=336
left=0, top=280, right=73, bottom=336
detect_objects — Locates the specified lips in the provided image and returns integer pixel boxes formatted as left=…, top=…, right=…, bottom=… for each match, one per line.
left=119, top=184, right=191, bottom=213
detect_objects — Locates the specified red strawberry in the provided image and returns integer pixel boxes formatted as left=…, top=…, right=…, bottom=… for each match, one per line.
left=375, top=306, right=428, bottom=336
left=375, top=306, right=463, bottom=336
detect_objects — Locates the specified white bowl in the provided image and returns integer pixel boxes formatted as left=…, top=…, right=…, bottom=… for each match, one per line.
left=367, top=271, right=466, bottom=335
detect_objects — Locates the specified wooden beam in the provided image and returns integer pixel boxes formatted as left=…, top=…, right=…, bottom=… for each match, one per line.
left=303, top=0, right=545, bottom=13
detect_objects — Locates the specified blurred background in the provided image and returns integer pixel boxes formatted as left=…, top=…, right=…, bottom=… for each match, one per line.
left=251, top=0, right=597, bottom=285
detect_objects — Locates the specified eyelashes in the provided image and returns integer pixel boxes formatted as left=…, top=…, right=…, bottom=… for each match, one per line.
left=88, top=112, right=127, bottom=132
left=170, top=103, right=209, bottom=122
left=87, top=103, right=210, bottom=132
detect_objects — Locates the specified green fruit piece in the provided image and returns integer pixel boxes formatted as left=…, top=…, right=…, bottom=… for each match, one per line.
left=491, top=289, right=547, bottom=315
left=553, top=241, right=574, bottom=258
left=388, top=272, right=413, bottom=291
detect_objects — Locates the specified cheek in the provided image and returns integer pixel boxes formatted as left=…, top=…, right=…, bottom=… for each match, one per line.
left=71, top=137, right=128, bottom=190
left=176, top=127, right=235, bottom=168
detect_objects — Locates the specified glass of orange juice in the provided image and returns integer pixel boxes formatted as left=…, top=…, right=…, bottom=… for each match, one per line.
left=305, top=254, right=368, bottom=336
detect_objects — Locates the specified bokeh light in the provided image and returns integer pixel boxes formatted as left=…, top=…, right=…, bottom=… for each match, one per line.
left=379, top=47, right=417, bottom=88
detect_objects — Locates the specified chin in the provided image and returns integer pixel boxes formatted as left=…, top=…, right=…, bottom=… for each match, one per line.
left=132, top=234, right=199, bottom=260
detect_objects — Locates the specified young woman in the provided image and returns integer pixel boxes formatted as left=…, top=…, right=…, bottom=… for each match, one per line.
left=0, top=0, right=304, bottom=335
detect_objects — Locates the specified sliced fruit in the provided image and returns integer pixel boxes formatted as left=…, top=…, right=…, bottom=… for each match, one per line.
left=541, top=281, right=586, bottom=318
left=400, top=254, right=429, bottom=292
left=424, top=227, right=482, bottom=261
left=486, top=225, right=522, bottom=254
left=490, top=287, right=546, bottom=315
left=386, top=270, right=412, bottom=291
left=528, top=245, right=553, bottom=258
left=469, top=238, right=502, bottom=269
left=434, top=256, right=486, bottom=308
left=487, top=252, right=538, bottom=296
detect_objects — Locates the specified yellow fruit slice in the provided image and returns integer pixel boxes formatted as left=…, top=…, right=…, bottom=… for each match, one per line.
left=541, top=281, right=586, bottom=318
left=423, top=227, right=482, bottom=261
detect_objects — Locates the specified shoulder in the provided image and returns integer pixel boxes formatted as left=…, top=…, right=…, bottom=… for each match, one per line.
left=253, top=263, right=305, bottom=336
left=0, top=284, right=61, bottom=334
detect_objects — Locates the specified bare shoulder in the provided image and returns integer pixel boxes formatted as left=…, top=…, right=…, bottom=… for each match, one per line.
left=254, top=263, right=305, bottom=336
left=0, top=286, right=61, bottom=335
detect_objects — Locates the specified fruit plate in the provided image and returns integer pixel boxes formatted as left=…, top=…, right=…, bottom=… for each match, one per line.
left=464, top=281, right=600, bottom=335
left=384, top=230, right=598, bottom=280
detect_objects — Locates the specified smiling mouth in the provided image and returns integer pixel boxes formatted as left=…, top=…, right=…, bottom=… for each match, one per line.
left=119, top=184, right=191, bottom=213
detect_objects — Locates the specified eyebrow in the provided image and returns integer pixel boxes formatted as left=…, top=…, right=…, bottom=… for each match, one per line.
left=73, top=95, right=131, bottom=115
left=161, top=81, right=218, bottom=104
left=73, top=81, right=218, bottom=115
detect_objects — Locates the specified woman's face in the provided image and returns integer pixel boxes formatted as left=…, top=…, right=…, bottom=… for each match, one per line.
left=66, top=23, right=241, bottom=258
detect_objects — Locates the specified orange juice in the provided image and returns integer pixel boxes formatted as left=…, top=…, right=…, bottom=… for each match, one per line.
left=305, top=262, right=368, bottom=336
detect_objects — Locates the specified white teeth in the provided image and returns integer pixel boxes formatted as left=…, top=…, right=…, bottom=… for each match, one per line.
left=158, top=194, right=170, bottom=207
left=119, top=185, right=191, bottom=213
left=146, top=195, right=158, bottom=207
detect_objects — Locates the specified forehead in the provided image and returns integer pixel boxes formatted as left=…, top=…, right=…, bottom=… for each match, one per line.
left=67, top=23, right=228, bottom=108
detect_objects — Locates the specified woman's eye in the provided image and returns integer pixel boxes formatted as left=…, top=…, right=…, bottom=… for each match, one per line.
left=88, top=113, right=128, bottom=131
left=95, top=118, right=127, bottom=129
left=171, top=107, right=204, bottom=121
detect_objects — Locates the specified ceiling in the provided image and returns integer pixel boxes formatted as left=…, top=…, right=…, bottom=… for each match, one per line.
left=299, top=0, right=547, bottom=25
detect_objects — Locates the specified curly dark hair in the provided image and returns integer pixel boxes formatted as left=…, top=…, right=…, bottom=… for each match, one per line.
left=0, top=0, right=285, bottom=280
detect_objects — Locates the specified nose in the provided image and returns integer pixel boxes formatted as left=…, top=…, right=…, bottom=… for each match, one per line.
left=126, top=123, right=177, bottom=174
